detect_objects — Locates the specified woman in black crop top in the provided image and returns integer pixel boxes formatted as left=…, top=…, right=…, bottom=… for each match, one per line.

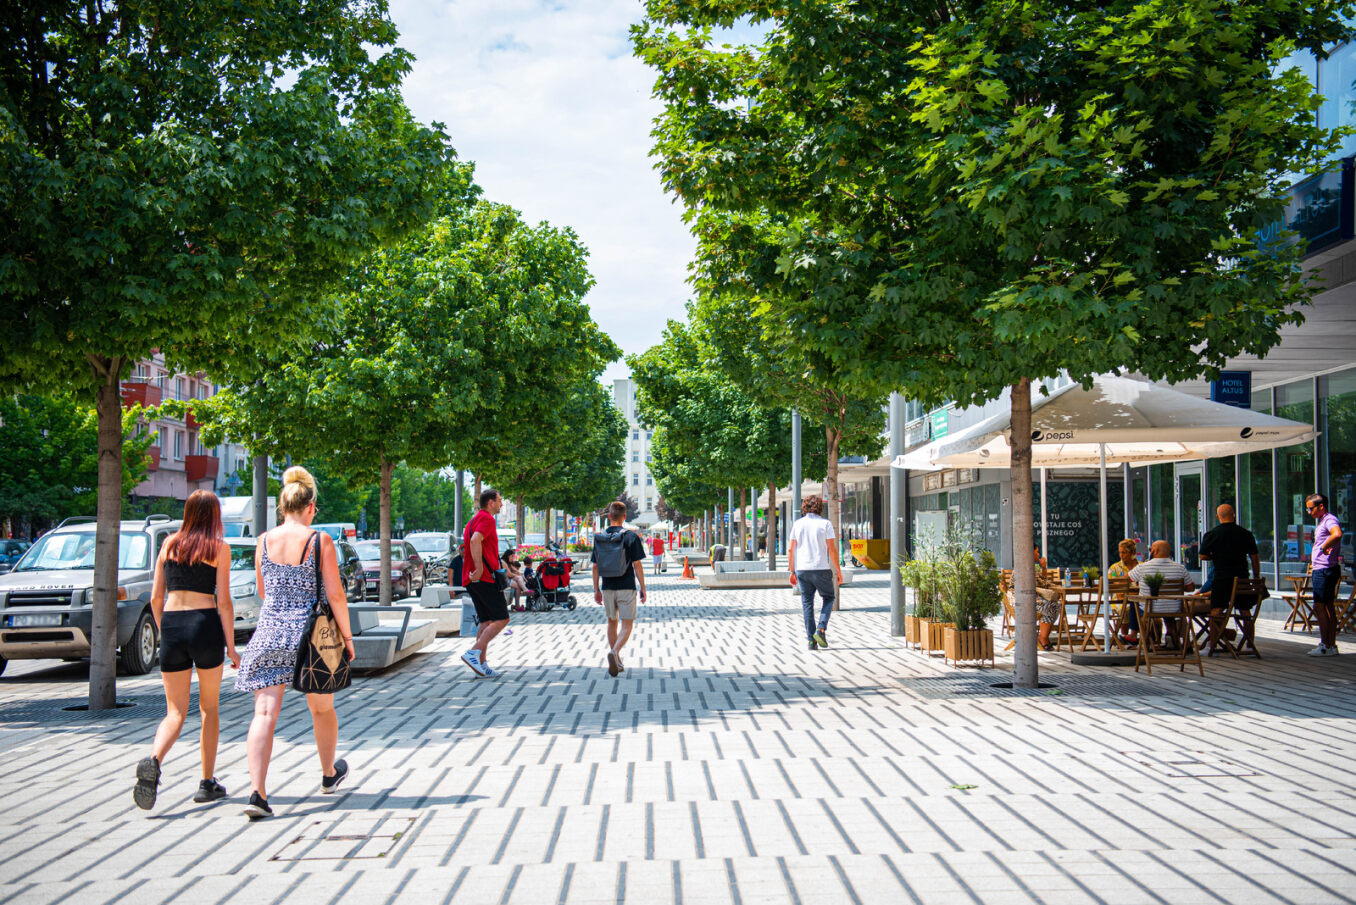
left=133, top=490, right=239, bottom=811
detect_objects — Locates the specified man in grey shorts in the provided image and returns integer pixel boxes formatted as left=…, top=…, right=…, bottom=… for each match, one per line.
left=591, top=500, right=647, bottom=677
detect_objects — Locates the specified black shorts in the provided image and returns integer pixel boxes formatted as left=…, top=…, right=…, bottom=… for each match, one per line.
left=467, top=580, right=509, bottom=623
left=159, top=609, right=226, bottom=673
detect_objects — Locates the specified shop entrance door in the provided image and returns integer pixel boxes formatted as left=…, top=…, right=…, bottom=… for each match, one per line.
left=1174, top=462, right=1206, bottom=583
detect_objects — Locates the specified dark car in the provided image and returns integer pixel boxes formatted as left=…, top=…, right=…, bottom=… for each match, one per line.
left=0, top=540, right=31, bottom=575
left=352, top=539, right=425, bottom=600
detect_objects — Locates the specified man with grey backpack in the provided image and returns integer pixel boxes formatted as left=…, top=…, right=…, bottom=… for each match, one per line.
left=591, top=500, right=647, bottom=677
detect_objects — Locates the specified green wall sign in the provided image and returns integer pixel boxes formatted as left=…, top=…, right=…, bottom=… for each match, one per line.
left=929, top=408, right=949, bottom=439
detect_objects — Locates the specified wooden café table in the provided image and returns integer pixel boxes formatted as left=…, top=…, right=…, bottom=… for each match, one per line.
left=1126, top=592, right=1205, bottom=675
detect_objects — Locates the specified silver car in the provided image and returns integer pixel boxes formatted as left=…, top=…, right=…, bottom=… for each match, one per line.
left=225, top=538, right=264, bottom=632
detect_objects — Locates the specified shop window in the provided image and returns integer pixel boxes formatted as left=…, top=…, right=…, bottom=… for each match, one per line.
left=1276, top=380, right=1316, bottom=575
left=1149, top=464, right=1174, bottom=548
left=1320, top=368, right=1356, bottom=565
left=1319, top=40, right=1356, bottom=158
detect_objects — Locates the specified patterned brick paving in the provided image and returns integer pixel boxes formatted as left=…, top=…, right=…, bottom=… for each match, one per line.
left=1, top=570, right=1354, bottom=904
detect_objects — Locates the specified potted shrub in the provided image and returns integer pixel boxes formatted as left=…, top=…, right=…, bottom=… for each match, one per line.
left=1144, top=572, right=1165, bottom=597
left=941, top=548, right=1001, bottom=667
left=900, top=558, right=938, bottom=649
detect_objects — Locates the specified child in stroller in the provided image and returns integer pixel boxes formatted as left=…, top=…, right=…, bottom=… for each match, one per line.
left=519, top=550, right=578, bottom=612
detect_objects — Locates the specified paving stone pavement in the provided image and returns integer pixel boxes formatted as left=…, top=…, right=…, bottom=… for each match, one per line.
left=2, top=570, right=1355, bottom=905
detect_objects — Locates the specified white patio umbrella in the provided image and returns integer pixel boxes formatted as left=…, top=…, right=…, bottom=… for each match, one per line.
left=896, top=375, right=1317, bottom=652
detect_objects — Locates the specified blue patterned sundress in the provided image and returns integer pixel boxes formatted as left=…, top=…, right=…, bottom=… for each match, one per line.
left=235, top=533, right=318, bottom=692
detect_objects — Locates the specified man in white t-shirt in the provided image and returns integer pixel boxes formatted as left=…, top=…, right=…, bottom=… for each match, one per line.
left=788, top=495, right=843, bottom=651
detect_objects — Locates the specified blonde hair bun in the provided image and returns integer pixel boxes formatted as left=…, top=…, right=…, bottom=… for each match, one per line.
left=278, top=465, right=317, bottom=515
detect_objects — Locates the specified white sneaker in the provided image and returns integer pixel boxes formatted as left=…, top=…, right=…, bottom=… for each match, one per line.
left=1308, top=644, right=1329, bottom=657
left=461, top=649, right=487, bottom=676
left=1200, top=645, right=1213, bottom=658
left=1323, top=645, right=1340, bottom=657
left=482, top=664, right=501, bottom=678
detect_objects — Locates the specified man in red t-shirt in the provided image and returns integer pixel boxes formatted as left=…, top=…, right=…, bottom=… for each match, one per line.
left=461, top=489, right=507, bottom=677
left=649, top=534, right=665, bottom=574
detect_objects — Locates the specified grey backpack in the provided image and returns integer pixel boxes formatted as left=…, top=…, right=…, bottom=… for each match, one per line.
left=593, top=529, right=633, bottom=578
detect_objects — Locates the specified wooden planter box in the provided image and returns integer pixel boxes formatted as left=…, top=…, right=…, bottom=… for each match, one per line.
left=919, top=619, right=954, bottom=655
left=943, top=627, right=995, bottom=667
left=904, top=615, right=921, bottom=648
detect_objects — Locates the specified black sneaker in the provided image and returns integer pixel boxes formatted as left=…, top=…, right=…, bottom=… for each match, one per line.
left=193, top=778, right=227, bottom=803
left=322, top=759, right=349, bottom=794
left=808, top=639, right=818, bottom=651
left=244, top=792, right=273, bottom=819
left=133, top=756, right=160, bottom=810
left=814, top=630, right=829, bottom=649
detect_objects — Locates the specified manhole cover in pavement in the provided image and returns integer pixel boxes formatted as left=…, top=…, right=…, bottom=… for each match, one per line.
left=1124, top=751, right=1258, bottom=778
left=896, top=675, right=1173, bottom=699
left=271, top=816, right=415, bottom=861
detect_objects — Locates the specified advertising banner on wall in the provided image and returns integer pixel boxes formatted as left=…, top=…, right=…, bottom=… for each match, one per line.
left=1033, top=481, right=1126, bottom=569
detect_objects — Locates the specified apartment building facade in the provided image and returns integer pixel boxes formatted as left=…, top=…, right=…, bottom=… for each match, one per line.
left=121, top=352, right=251, bottom=504
left=612, top=378, right=658, bottom=526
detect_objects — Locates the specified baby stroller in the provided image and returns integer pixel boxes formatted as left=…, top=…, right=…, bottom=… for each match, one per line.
left=523, top=552, right=576, bottom=611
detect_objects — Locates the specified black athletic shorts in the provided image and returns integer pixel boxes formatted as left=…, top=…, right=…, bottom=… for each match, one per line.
left=159, top=609, right=226, bottom=672
left=467, top=580, right=509, bottom=623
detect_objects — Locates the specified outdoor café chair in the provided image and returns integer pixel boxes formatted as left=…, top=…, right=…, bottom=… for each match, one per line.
left=1134, top=578, right=1204, bottom=677
left=1080, top=577, right=1132, bottom=652
left=1336, top=584, right=1356, bottom=636
left=1223, top=577, right=1268, bottom=659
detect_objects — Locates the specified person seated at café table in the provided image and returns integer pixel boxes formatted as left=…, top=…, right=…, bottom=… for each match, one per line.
left=1107, top=539, right=1141, bottom=642
left=1035, top=568, right=1064, bottom=651
left=1128, top=540, right=1196, bottom=647
left=1196, top=503, right=1260, bottom=657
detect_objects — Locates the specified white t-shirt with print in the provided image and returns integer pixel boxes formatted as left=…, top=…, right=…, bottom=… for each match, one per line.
left=790, top=514, right=836, bottom=571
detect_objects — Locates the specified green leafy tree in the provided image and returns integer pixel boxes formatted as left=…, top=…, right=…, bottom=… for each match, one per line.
left=522, top=384, right=628, bottom=537
left=0, top=394, right=150, bottom=533
left=204, top=185, right=617, bottom=597
left=0, top=0, right=453, bottom=706
left=635, top=0, right=1351, bottom=685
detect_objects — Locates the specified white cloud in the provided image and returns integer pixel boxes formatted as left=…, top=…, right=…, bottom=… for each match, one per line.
left=388, top=0, right=697, bottom=379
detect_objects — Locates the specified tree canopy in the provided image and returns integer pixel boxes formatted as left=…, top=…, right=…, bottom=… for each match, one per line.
left=634, top=0, right=1354, bottom=682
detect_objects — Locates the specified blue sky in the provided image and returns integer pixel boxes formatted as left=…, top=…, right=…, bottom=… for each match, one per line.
left=387, top=0, right=703, bottom=380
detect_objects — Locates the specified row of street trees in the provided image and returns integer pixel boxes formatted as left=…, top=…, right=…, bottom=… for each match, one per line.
left=632, top=0, right=1353, bottom=685
left=1, top=1, right=624, bottom=707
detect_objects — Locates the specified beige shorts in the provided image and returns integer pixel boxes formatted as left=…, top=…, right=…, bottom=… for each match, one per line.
left=602, top=589, right=637, bottom=621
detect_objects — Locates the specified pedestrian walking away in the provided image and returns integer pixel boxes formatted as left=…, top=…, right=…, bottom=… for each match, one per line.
left=1307, top=493, right=1344, bottom=657
left=649, top=533, right=665, bottom=574
left=788, top=495, right=842, bottom=651
left=1197, top=504, right=1261, bottom=657
left=235, top=467, right=356, bottom=819
left=134, top=490, right=241, bottom=811
left=461, top=489, right=509, bottom=677
left=593, top=501, right=646, bottom=677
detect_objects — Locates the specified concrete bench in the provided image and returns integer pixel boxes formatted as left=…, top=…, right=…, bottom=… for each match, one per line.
left=713, top=560, right=771, bottom=574
left=668, top=549, right=710, bottom=566
left=348, top=606, right=436, bottom=672
left=698, top=569, right=856, bottom=590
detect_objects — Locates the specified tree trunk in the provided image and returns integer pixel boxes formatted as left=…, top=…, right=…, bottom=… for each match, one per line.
left=89, top=355, right=126, bottom=710
left=545, top=507, right=553, bottom=543
left=474, top=475, right=482, bottom=501
left=826, top=423, right=842, bottom=610
left=516, top=496, right=525, bottom=545
left=1010, top=378, right=1038, bottom=688
left=767, top=483, right=778, bottom=570
left=379, top=459, right=393, bottom=606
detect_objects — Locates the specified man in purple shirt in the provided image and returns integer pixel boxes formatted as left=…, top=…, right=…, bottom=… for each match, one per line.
left=1306, top=493, right=1344, bottom=657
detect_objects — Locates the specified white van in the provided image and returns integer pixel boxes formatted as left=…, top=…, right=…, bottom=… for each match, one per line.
left=220, top=495, right=276, bottom=538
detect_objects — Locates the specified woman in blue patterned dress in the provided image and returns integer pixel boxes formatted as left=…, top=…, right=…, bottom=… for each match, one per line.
left=236, top=466, right=356, bottom=819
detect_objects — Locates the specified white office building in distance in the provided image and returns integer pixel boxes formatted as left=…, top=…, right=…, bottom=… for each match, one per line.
left=612, top=378, right=658, bottom=526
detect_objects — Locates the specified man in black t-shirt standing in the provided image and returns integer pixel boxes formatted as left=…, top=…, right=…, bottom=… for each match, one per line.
left=591, top=501, right=647, bottom=677
left=1197, top=503, right=1261, bottom=657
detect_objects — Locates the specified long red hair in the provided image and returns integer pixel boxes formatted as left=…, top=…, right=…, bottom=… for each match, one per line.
left=164, top=490, right=223, bottom=566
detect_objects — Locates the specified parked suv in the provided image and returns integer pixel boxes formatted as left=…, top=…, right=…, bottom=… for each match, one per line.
left=0, top=515, right=181, bottom=676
